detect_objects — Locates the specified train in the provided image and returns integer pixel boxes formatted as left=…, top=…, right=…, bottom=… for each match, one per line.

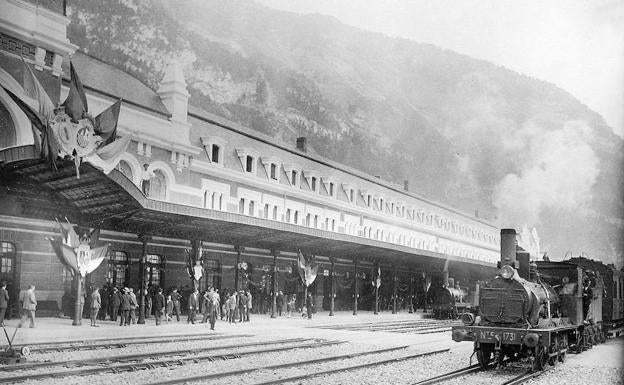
left=427, top=275, right=475, bottom=319
left=451, top=228, right=624, bottom=371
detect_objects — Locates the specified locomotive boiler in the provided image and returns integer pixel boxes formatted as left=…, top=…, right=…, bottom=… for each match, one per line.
left=452, top=229, right=608, bottom=371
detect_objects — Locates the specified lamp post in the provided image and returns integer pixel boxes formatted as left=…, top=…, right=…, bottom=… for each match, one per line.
left=392, top=265, right=397, bottom=314
left=374, top=263, right=379, bottom=315
left=408, top=273, right=414, bottom=313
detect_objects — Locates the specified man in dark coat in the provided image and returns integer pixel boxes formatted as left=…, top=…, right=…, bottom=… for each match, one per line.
left=187, top=288, right=199, bottom=324
left=153, top=287, right=165, bottom=325
left=276, top=291, right=284, bottom=317
left=98, top=285, right=109, bottom=321
left=171, top=288, right=182, bottom=322
left=238, top=290, right=247, bottom=322
left=0, top=282, right=9, bottom=326
left=111, top=287, right=121, bottom=321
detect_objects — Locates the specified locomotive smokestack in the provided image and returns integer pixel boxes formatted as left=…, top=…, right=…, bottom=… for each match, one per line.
left=442, top=268, right=449, bottom=287
left=500, top=228, right=517, bottom=268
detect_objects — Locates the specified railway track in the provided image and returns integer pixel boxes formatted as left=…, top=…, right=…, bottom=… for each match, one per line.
left=412, top=363, right=550, bottom=385
left=412, top=364, right=481, bottom=385
left=315, top=319, right=458, bottom=333
left=254, top=348, right=450, bottom=385
left=0, top=338, right=344, bottom=383
left=15, top=332, right=252, bottom=353
left=150, top=345, right=412, bottom=384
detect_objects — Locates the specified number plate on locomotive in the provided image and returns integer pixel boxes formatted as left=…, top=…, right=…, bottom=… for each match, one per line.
left=477, top=329, right=520, bottom=344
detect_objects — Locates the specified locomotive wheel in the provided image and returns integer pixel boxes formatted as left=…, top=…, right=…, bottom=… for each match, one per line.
left=476, top=345, right=494, bottom=369
left=558, top=335, right=567, bottom=363
left=534, top=346, right=547, bottom=371
left=548, top=336, right=558, bottom=366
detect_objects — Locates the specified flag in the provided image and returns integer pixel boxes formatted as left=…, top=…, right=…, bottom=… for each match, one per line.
left=62, top=61, right=88, bottom=121
left=81, top=245, right=108, bottom=276
left=304, top=263, right=319, bottom=286
left=297, top=249, right=306, bottom=270
left=375, top=267, right=381, bottom=288
left=21, top=56, right=55, bottom=123
left=47, top=237, right=79, bottom=272
left=94, top=99, right=122, bottom=145
left=83, top=134, right=131, bottom=174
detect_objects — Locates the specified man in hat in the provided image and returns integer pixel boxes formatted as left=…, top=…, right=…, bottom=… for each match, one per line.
left=153, top=287, right=165, bottom=326
left=120, top=288, right=131, bottom=326
left=111, top=286, right=121, bottom=321
left=187, top=288, right=199, bottom=324
left=19, top=285, right=37, bottom=328
left=171, top=288, right=182, bottom=322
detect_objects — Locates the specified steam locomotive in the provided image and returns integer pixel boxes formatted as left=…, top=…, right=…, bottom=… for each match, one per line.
left=452, top=229, right=624, bottom=370
left=428, top=275, right=474, bottom=319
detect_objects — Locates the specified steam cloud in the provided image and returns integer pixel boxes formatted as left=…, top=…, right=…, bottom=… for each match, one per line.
left=493, top=121, right=600, bottom=227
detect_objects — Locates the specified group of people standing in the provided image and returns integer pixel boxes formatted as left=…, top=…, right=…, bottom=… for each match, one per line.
left=0, top=282, right=38, bottom=328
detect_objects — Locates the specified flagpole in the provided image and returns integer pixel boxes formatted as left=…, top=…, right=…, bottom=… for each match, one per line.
left=72, top=275, right=82, bottom=326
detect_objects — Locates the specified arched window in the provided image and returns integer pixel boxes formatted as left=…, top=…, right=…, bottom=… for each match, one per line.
left=239, top=198, right=245, bottom=214
left=305, top=214, right=311, bottom=226
left=245, top=155, right=253, bottom=172
left=248, top=201, right=255, bottom=216
left=264, top=203, right=270, bottom=219
left=0, top=242, right=16, bottom=302
left=116, top=160, right=133, bottom=182
left=285, top=209, right=291, bottom=222
left=272, top=206, right=278, bottom=220
left=149, top=169, right=167, bottom=200
left=108, top=250, right=128, bottom=287
left=294, top=211, right=299, bottom=224
left=203, top=191, right=211, bottom=209
left=331, top=219, right=335, bottom=232
left=314, top=215, right=318, bottom=228
left=145, top=254, right=163, bottom=287
left=270, top=164, right=277, bottom=180
left=0, top=102, right=16, bottom=149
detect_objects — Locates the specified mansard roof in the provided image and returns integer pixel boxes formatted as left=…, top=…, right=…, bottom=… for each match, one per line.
left=67, top=51, right=170, bottom=116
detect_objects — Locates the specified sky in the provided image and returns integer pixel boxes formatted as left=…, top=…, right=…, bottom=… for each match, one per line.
left=257, top=0, right=624, bottom=138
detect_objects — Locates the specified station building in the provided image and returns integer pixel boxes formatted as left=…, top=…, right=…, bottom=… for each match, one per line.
left=0, top=0, right=499, bottom=316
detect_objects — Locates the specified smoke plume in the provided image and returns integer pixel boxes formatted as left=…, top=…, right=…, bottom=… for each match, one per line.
left=493, top=121, right=600, bottom=227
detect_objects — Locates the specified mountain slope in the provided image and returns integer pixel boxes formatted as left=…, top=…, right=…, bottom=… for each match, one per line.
left=67, top=0, right=623, bottom=266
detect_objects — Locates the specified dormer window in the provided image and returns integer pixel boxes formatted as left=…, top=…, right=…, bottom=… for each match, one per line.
left=236, top=148, right=259, bottom=175
left=329, top=183, right=334, bottom=196
left=212, top=145, right=220, bottom=163
left=349, top=189, right=355, bottom=202
left=201, top=136, right=227, bottom=167
left=283, top=163, right=300, bottom=187
left=261, top=156, right=282, bottom=182
left=303, top=170, right=320, bottom=193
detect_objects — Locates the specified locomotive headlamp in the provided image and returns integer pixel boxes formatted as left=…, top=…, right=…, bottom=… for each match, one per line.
left=500, top=265, right=515, bottom=279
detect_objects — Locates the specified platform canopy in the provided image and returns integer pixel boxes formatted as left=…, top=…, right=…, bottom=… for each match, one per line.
left=0, top=150, right=495, bottom=274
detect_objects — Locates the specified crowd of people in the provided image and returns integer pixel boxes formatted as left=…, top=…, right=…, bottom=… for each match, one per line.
left=65, top=283, right=319, bottom=329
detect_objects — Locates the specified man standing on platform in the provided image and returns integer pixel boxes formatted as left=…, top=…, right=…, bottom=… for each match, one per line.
left=238, top=290, right=247, bottom=323
left=19, top=285, right=37, bottom=328
left=187, top=288, right=199, bottom=324
left=245, top=289, right=252, bottom=321
left=129, top=288, right=138, bottom=324
left=276, top=291, right=284, bottom=317
left=171, top=288, right=181, bottom=322
left=0, top=282, right=9, bottom=326
left=111, top=287, right=121, bottom=322
left=90, top=287, right=101, bottom=327
left=120, top=288, right=131, bottom=326
left=153, top=287, right=165, bottom=326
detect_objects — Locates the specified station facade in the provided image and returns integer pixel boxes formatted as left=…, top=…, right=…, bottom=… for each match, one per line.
left=0, top=0, right=499, bottom=315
